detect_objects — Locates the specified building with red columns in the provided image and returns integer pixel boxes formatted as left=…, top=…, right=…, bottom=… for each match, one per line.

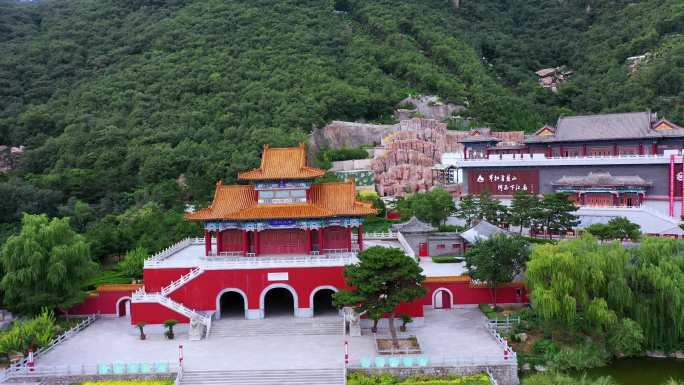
left=69, top=144, right=528, bottom=333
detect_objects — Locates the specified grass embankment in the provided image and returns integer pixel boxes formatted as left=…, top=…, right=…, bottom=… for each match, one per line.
left=348, top=372, right=492, bottom=385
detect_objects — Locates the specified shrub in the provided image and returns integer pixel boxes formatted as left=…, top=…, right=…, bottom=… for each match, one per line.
left=346, top=372, right=492, bottom=385
left=431, top=256, right=463, bottom=263
left=164, top=319, right=178, bottom=340
left=522, top=372, right=616, bottom=385
left=118, top=246, right=148, bottom=279
left=437, top=224, right=461, bottom=232
left=607, top=318, right=645, bottom=357
left=549, top=341, right=609, bottom=370
left=0, top=309, right=57, bottom=358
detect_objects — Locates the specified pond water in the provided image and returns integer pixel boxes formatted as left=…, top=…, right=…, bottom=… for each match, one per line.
left=580, top=358, right=684, bottom=385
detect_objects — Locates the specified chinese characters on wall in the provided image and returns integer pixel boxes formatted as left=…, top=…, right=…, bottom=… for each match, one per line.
left=468, top=169, right=539, bottom=195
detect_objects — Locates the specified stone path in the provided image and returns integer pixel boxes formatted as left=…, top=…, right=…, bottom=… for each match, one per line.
left=37, top=308, right=502, bottom=370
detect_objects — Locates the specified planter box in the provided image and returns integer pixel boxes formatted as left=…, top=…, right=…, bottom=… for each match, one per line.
left=375, top=335, right=421, bottom=354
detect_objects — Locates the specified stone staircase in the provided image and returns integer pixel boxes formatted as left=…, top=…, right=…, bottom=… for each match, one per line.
left=209, top=316, right=343, bottom=338
left=180, top=368, right=345, bottom=385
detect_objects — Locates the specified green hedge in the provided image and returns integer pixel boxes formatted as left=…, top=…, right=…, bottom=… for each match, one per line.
left=347, top=373, right=492, bottom=385
left=431, top=256, right=463, bottom=263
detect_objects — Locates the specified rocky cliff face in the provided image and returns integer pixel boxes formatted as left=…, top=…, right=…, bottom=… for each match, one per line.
left=0, top=145, right=24, bottom=172
left=372, top=119, right=463, bottom=196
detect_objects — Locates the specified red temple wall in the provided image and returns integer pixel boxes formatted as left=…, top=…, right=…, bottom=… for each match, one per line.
left=259, top=229, right=308, bottom=254
left=323, top=226, right=349, bottom=250
left=131, top=302, right=189, bottom=325
left=144, top=267, right=192, bottom=292
left=219, top=229, right=243, bottom=252
left=67, top=288, right=138, bottom=316
left=165, top=266, right=348, bottom=311
left=421, top=281, right=528, bottom=306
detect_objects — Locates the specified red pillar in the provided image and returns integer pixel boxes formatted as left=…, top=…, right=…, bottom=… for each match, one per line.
left=243, top=230, right=249, bottom=255
left=254, top=230, right=260, bottom=256
left=216, top=230, right=223, bottom=255
left=559, top=144, right=564, bottom=157
left=638, top=143, right=644, bottom=155
left=670, top=154, right=675, bottom=217
left=463, top=147, right=467, bottom=160
left=652, top=143, right=658, bottom=155
left=318, top=228, right=325, bottom=253
left=680, top=156, right=684, bottom=217
left=306, top=229, right=312, bottom=255
left=613, top=144, right=618, bottom=156
left=357, top=225, right=364, bottom=252
left=582, top=144, right=587, bottom=156
left=546, top=146, right=552, bottom=158
left=204, top=230, right=212, bottom=256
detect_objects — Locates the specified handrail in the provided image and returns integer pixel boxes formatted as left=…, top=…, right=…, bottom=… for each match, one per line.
left=347, top=353, right=516, bottom=368
left=0, top=315, right=98, bottom=380
left=353, top=231, right=397, bottom=240
left=396, top=232, right=415, bottom=258
left=161, top=267, right=204, bottom=296
left=459, top=153, right=669, bottom=162
left=132, top=291, right=209, bottom=325
left=4, top=362, right=178, bottom=379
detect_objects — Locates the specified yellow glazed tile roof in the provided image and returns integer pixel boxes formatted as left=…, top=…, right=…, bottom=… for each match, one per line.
left=186, top=179, right=376, bottom=221
left=425, top=275, right=472, bottom=283
left=238, top=144, right=325, bottom=180
left=96, top=284, right=143, bottom=292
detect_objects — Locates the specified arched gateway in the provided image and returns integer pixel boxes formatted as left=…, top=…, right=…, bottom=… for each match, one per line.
left=260, top=283, right=299, bottom=318
left=215, top=288, right=248, bottom=319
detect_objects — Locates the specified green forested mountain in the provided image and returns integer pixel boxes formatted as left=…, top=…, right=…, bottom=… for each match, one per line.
left=0, top=0, right=682, bottom=256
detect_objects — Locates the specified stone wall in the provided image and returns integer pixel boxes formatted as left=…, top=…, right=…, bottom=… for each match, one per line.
left=350, top=363, right=519, bottom=385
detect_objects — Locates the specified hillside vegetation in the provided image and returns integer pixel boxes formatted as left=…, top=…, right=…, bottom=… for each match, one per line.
left=0, top=0, right=681, bottom=257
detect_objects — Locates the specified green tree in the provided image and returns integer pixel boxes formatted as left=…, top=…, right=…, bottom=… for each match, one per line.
left=477, top=192, right=509, bottom=226
left=526, top=236, right=630, bottom=331
left=118, top=246, right=148, bottom=279
left=455, top=194, right=480, bottom=228
left=464, top=233, right=529, bottom=309
left=584, top=223, right=613, bottom=242
left=0, top=214, right=97, bottom=315
left=606, top=217, right=641, bottom=242
left=333, top=247, right=426, bottom=348
left=396, top=189, right=455, bottom=226
left=534, top=193, right=579, bottom=238
left=585, top=217, right=641, bottom=242
left=509, top=191, right=541, bottom=234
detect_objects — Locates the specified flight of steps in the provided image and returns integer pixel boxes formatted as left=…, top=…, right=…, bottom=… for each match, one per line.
left=209, top=316, right=343, bottom=338
left=180, top=368, right=345, bottom=385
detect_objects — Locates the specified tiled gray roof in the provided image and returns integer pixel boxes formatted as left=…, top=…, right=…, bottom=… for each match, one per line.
left=524, top=112, right=684, bottom=143
left=553, top=172, right=652, bottom=187
left=460, top=221, right=507, bottom=244
left=392, top=216, right=436, bottom=233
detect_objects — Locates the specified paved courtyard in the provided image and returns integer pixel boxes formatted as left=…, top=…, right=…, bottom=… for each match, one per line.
left=38, top=308, right=503, bottom=370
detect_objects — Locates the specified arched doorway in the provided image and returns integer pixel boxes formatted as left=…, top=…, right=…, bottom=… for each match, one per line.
left=218, top=291, right=246, bottom=319
left=433, top=288, right=453, bottom=309
left=312, top=288, right=337, bottom=316
left=263, top=287, right=295, bottom=317
left=117, top=297, right=131, bottom=318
